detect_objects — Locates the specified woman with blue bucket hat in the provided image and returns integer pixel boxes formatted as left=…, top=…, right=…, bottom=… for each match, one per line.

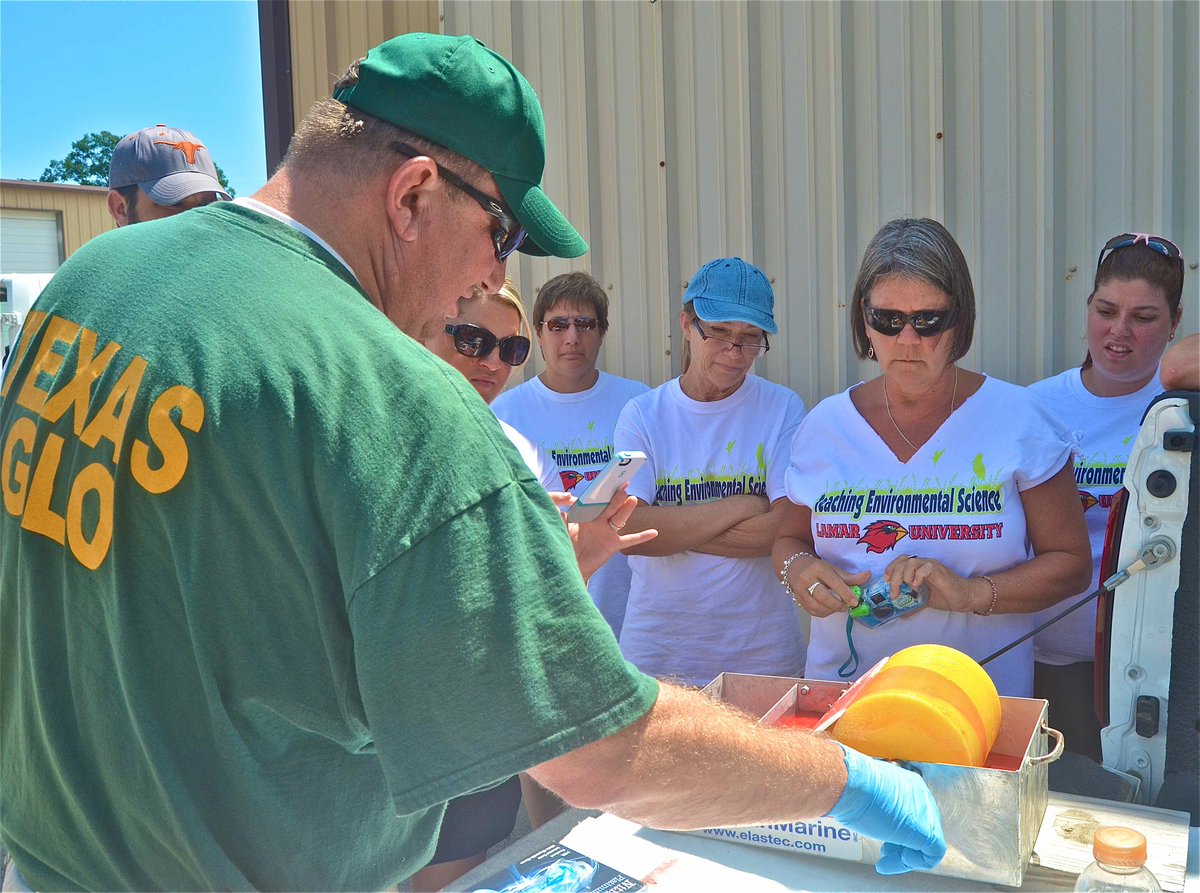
left=614, top=258, right=808, bottom=687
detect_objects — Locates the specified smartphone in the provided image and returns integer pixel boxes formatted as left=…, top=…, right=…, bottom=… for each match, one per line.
left=565, top=450, right=647, bottom=523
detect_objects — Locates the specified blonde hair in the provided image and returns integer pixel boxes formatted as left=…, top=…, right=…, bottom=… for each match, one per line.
left=466, top=278, right=531, bottom=343
left=494, top=278, right=531, bottom=341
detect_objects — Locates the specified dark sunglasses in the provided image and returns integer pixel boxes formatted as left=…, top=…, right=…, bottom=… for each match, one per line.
left=1096, top=233, right=1183, bottom=273
left=864, top=305, right=954, bottom=337
left=539, top=316, right=599, bottom=333
left=444, top=323, right=531, bottom=366
left=392, top=142, right=528, bottom=262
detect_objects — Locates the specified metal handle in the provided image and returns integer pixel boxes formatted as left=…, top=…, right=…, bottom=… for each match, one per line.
left=1029, top=722, right=1065, bottom=765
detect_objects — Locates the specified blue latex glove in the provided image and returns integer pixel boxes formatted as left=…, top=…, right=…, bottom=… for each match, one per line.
left=825, top=743, right=947, bottom=875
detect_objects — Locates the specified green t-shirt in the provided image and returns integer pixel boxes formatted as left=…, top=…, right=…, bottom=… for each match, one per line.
left=0, top=203, right=658, bottom=890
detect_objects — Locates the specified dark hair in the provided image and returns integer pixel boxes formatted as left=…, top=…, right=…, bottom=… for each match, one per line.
left=849, top=218, right=976, bottom=363
left=114, top=184, right=144, bottom=222
left=533, top=272, right=610, bottom=333
left=1082, top=239, right=1185, bottom=368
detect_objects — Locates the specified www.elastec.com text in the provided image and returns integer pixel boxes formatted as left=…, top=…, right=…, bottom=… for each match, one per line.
left=700, top=828, right=830, bottom=852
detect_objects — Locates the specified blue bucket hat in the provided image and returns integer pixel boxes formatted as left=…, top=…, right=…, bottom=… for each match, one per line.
left=683, top=257, right=777, bottom=334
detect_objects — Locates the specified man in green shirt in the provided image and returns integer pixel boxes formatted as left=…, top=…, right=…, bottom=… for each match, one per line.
left=0, top=33, right=945, bottom=890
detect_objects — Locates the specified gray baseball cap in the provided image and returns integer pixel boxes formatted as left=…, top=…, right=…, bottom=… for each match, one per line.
left=108, top=124, right=231, bottom=204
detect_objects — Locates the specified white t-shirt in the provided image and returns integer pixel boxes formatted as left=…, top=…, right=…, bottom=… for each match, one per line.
left=494, top=372, right=650, bottom=637
left=1027, top=368, right=1162, bottom=666
left=498, top=419, right=562, bottom=493
left=784, top=376, right=1076, bottom=697
left=614, top=374, right=808, bottom=687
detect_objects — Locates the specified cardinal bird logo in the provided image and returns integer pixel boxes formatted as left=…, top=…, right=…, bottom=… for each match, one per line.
left=559, top=470, right=585, bottom=491
left=1079, top=490, right=1099, bottom=512
left=858, top=520, right=909, bottom=554
left=154, top=139, right=206, bottom=164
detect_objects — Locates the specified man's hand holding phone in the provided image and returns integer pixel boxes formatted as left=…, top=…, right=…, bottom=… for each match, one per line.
left=565, top=451, right=647, bottom=523
left=550, top=486, right=657, bottom=583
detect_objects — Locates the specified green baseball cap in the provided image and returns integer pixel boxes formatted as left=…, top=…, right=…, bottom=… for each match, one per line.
left=334, top=32, right=586, bottom=259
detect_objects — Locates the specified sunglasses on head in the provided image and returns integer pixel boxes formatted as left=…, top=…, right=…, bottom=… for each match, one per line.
left=392, top=142, right=528, bottom=262
left=444, top=323, right=530, bottom=366
left=539, top=316, right=599, bottom=333
left=864, top=305, right=954, bottom=337
left=1096, top=233, right=1183, bottom=273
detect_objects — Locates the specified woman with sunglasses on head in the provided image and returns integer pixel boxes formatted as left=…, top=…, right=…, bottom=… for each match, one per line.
left=416, top=279, right=655, bottom=892
left=773, top=218, right=1091, bottom=698
left=1027, top=232, right=1185, bottom=760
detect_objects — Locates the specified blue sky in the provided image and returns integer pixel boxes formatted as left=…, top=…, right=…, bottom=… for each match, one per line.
left=0, top=0, right=267, bottom=196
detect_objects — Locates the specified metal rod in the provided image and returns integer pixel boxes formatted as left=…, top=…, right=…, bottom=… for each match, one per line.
left=979, top=586, right=1105, bottom=666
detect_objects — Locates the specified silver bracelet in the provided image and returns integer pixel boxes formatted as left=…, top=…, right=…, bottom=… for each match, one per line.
left=779, top=551, right=816, bottom=597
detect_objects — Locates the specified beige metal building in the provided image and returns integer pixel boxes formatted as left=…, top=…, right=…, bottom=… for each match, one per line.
left=0, top=180, right=113, bottom=273
left=259, top=0, right=1199, bottom=407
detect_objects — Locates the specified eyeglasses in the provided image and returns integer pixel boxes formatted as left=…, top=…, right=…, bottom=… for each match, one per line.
left=692, top=320, right=770, bottom=356
left=392, top=142, right=528, bottom=262
left=444, top=323, right=531, bottom=366
left=539, top=316, right=599, bottom=333
left=863, top=305, right=954, bottom=337
left=1096, top=233, right=1184, bottom=273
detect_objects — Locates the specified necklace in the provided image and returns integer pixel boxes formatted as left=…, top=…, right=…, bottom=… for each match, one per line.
left=884, top=366, right=959, bottom=453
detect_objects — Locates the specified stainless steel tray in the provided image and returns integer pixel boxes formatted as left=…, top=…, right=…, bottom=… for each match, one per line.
left=694, top=672, right=1064, bottom=888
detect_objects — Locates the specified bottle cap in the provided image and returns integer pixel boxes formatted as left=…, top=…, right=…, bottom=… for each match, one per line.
left=1092, top=826, right=1148, bottom=867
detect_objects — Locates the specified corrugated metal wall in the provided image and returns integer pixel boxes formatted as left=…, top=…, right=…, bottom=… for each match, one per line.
left=0, top=180, right=113, bottom=261
left=287, top=0, right=1199, bottom=406
left=287, top=0, right=440, bottom=122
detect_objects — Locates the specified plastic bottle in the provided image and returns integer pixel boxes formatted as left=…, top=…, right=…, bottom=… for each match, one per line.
left=1073, top=826, right=1162, bottom=892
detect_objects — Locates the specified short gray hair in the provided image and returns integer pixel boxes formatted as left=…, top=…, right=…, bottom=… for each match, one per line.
left=849, top=218, right=976, bottom=362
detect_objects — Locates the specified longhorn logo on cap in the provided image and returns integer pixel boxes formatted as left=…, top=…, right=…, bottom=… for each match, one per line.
left=153, top=140, right=205, bottom=165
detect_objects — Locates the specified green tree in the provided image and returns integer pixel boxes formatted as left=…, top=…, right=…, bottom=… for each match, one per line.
left=39, top=130, right=235, bottom=196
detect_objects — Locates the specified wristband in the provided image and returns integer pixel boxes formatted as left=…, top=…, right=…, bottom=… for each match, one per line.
left=973, top=574, right=998, bottom=616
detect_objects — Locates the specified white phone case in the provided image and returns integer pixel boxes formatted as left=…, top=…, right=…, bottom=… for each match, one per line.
left=565, top=451, right=647, bottom=523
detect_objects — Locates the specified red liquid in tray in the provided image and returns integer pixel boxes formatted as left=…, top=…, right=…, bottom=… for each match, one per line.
left=773, top=713, right=820, bottom=731
left=983, top=752, right=1023, bottom=771
left=774, top=712, right=1023, bottom=770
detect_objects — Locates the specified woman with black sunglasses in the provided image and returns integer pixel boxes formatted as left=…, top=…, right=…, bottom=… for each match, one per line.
left=416, top=279, right=656, bottom=892
left=773, top=218, right=1091, bottom=699
left=1027, top=232, right=1185, bottom=761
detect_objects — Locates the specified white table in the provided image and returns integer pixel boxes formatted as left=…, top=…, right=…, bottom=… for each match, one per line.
left=457, top=793, right=1197, bottom=893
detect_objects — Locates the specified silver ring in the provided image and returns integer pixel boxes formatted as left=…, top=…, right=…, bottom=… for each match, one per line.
left=608, top=520, right=624, bottom=532
left=807, top=581, right=822, bottom=595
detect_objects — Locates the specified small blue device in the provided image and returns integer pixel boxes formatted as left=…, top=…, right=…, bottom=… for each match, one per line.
left=849, top=577, right=926, bottom=628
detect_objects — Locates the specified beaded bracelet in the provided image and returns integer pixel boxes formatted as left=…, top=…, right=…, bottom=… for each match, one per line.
left=779, top=551, right=816, bottom=597
left=973, top=574, right=999, bottom=616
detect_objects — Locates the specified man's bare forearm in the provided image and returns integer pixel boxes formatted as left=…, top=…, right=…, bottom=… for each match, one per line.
left=528, top=683, right=846, bottom=829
